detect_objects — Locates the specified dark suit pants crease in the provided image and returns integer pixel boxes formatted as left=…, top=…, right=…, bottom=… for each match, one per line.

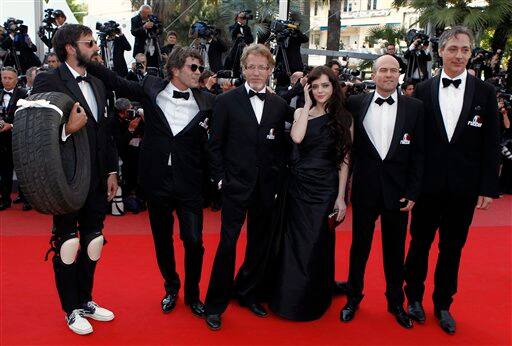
left=404, top=193, right=477, bottom=310
left=205, top=186, right=274, bottom=315
left=347, top=204, right=408, bottom=307
left=147, top=195, right=204, bottom=304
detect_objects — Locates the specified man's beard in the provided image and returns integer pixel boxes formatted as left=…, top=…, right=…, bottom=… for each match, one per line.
left=76, top=47, right=90, bottom=67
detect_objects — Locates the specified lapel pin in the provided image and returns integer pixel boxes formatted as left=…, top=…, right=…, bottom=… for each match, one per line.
left=400, top=133, right=411, bottom=145
left=467, top=115, right=483, bottom=127
left=266, top=128, right=275, bottom=140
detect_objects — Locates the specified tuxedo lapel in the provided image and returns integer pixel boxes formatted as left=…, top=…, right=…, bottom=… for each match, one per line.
left=260, top=94, right=274, bottom=125
left=89, top=77, right=105, bottom=124
left=234, top=86, right=258, bottom=126
left=176, top=89, right=210, bottom=136
left=59, top=65, right=96, bottom=122
left=430, top=75, right=449, bottom=143
left=450, top=74, right=475, bottom=143
left=358, top=92, right=381, bottom=160
left=385, top=95, right=406, bottom=160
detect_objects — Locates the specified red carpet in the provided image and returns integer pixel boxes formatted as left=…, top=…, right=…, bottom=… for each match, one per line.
left=1, top=196, right=511, bottom=345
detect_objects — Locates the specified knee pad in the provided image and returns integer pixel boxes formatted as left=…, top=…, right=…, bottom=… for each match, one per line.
left=59, top=237, right=80, bottom=265
left=82, top=232, right=104, bottom=261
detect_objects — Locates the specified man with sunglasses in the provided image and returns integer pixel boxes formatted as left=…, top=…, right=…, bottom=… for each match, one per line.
left=86, top=46, right=215, bottom=319
left=32, top=24, right=119, bottom=335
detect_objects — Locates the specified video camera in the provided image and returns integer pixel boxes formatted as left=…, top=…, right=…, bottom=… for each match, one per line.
left=189, top=21, right=219, bottom=40
left=216, top=70, right=242, bottom=87
left=239, top=10, right=254, bottom=21
left=344, top=80, right=375, bottom=97
left=126, top=107, right=144, bottom=120
left=96, top=20, right=121, bottom=40
left=3, top=18, right=27, bottom=36
left=406, top=29, right=430, bottom=46
left=270, top=19, right=300, bottom=42
left=147, top=14, right=162, bottom=36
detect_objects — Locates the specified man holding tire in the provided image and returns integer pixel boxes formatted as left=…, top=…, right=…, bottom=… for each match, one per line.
left=32, top=24, right=118, bottom=335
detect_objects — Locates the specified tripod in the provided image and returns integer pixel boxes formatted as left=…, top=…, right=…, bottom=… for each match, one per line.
left=98, top=35, right=115, bottom=70
left=144, top=33, right=163, bottom=76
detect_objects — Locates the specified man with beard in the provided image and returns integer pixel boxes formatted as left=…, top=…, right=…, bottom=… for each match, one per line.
left=32, top=24, right=118, bottom=335
left=86, top=46, right=215, bottom=319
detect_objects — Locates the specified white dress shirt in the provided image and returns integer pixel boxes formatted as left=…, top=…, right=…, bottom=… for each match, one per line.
left=439, top=69, right=466, bottom=141
left=245, top=82, right=266, bottom=124
left=363, top=90, right=398, bottom=160
left=156, top=82, right=199, bottom=135
left=65, top=62, right=98, bottom=121
left=2, top=89, right=13, bottom=109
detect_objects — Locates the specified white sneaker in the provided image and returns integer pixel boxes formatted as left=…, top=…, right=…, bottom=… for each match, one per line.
left=82, top=301, right=115, bottom=321
left=66, top=309, right=93, bottom=335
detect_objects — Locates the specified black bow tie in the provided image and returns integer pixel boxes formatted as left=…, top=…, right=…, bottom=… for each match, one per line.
left=3, top=90, right=13, bottom=96
left=173, top=90, right=190, bottom=100
left=375, top=96, right=395, bottom=106
left=248, top=89, right=266, bottom=101
left=76, top=75, right=91, bottom=83
left=442, top=77, right=462, bottom=88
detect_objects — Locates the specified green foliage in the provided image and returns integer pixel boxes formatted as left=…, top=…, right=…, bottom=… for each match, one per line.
left=66, top=0, right=88, bottom=24
left=367, top=25, right=407, bottom=46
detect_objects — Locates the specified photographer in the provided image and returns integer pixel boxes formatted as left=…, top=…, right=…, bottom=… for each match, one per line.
left=190, top=23, right=228, bottom=73
left=38, top=9, right=66, bottom=50
left=45, top=52, right=60, bottom=69
left=385, top=43, right=407, bottom=74
left=127, top=53, right=147, bottom=82
left=469, top=48, right=494, bottom=80
left=404, top=35, right=431, bottom=83
left=278, top=70, right=307, bottom=109
left=1, top=18, right=41, bottom=73
left=225, top=11, right=254, bottom=77
left=161, top=31, right=177, bottom=60
left=326, top=59, right=341, bottom=78
left=131, top=4, right=161, bottom=68
left=110, top=98, right=144, bottom=207
left=112, top=27, right=131, bottom=77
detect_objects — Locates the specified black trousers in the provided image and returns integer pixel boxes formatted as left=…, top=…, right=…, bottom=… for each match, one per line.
left=51, top=183, right=108, bottom=314
left=404, top=193, right=477, bottom=310
left=347, top=204, right=408, bottom=307
left=0, top=145, right=13, bottom=204
left=147, top=195, right=204, bottom=304
left=205, top=187, right=274, bottom=315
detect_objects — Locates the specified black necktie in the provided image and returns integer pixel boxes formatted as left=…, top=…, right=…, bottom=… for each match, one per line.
left=248, top=89, right=266, bottom=101
left=375, top=96, right=394, bottom=106
left=173, top=90, right=190, bottom=100
left=442, top=78, right=462, bottom=88
left=76, top=75, right=91, bottom=83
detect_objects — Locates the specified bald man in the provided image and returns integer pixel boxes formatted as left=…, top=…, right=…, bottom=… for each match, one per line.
left=339, top=55, right=424, bottom=328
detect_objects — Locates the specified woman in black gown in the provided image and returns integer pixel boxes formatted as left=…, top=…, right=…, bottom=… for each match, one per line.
left=269, top=66, right=352, bottom=321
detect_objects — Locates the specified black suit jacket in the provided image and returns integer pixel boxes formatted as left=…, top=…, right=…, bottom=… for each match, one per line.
left=86, top=63, right=215, bottom=199
left=0, top=87, right=28, bottom=151
left=413, top=74, right=500, bottom=198
left=131, top=14, right=148, bottom=57
left=113, top=34, right=131, bottom=78
left=348, top=92, right=425, bottom=210
left=229, top=23, right=254, bottom=45
left=207, top=38, right=228, bottom=73
left=209, top=85, right=293, bottom=206
left=32, top=64, right=118, bottom=189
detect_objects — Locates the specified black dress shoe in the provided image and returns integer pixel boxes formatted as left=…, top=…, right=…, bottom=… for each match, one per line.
left=333, top=281, right=349, bottom=296
left=435, top=309, right=456, bottom=334
left=22, top=203, right=32, bottom=211
left=205, top=314, right=221, bottom=331
left=161, top=293, right=178, bottom=313
left=388, top=305, right=413, bottom=329
left=187, top=300, right=205, bottom=318
left=407, top=301, right=426, bottom=324
left=340, top=300, right=359, bottom=322
left=246, top=303, right=268, bottom=317
left=0, top=202, right=11, bottom=211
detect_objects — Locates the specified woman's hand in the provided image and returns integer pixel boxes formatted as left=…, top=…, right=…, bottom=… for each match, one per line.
left=333, top=197, right=347, bottom=222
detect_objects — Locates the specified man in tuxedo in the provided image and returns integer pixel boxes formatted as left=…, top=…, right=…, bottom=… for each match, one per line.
left=340, top=55, right=424, bottom=329
left=0, top=67, right=28, bottom=210
left=130, top=4, right=159, bottom=68
left=404, top=26, right=500, bottom=334
left=204, top=44, right=292, bottom=331
left=86, top=46, right=215, bottom=318
left=32, top=24, right=118, bottom=335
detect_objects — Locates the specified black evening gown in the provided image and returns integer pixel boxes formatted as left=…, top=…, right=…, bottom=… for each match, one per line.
left=269, top=114, right=339, bottom=321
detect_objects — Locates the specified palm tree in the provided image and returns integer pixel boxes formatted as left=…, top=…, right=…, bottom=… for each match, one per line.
left=366, top=24, right=407, bottom=47
left=327, top=0, right=342, bottom=51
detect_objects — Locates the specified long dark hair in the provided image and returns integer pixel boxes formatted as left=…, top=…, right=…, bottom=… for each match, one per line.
left=307, top=66, right=352, bottom=168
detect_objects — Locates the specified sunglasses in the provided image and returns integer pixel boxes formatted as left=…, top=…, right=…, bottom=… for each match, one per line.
left=76, top=39, right=98, bottom=48
left=186, top=64, right=205, bottom=73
